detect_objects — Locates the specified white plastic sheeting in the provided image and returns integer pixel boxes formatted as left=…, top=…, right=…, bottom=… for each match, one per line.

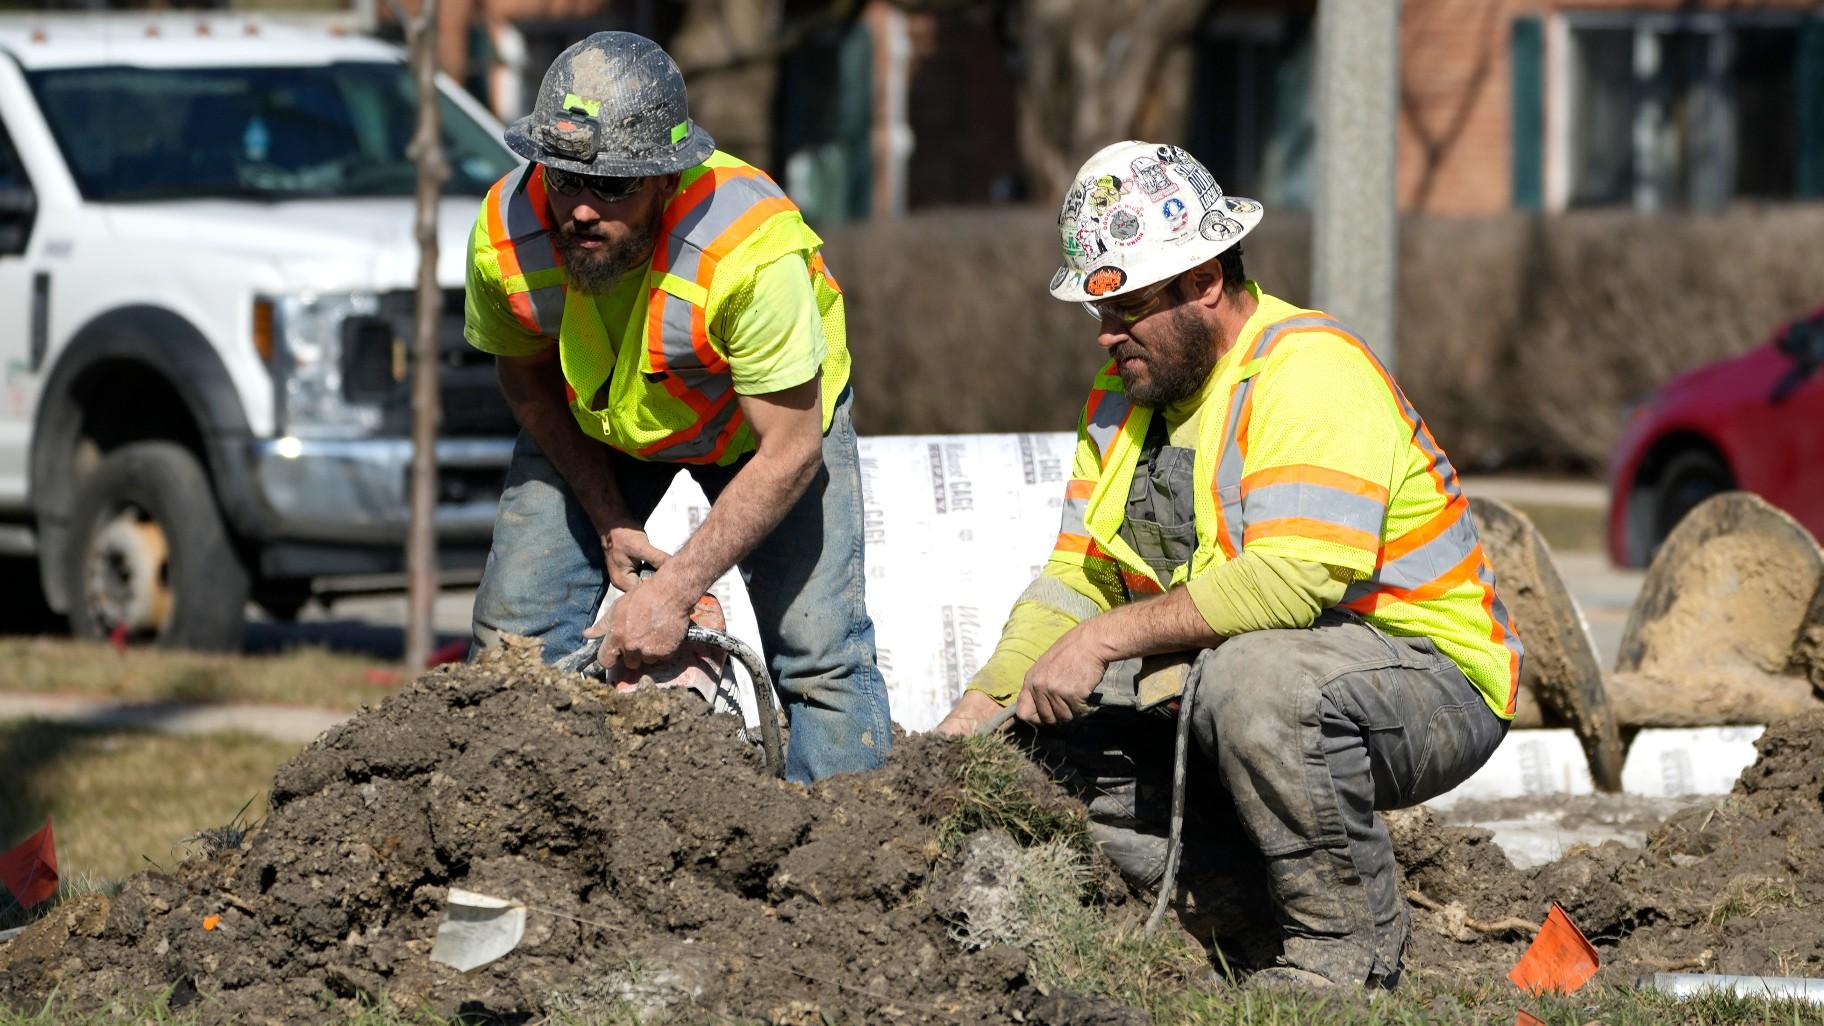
left=638, top=431, right=1077, bottom=732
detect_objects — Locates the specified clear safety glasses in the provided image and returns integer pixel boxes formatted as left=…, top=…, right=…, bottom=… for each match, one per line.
left=1080, top=274, right=1180, bottom=325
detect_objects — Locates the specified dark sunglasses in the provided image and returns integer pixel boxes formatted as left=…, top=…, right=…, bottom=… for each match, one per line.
left=543, top=166, right=648, bottom=202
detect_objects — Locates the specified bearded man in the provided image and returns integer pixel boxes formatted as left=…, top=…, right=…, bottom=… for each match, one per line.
left=464, top=32, right=890, bottom=783
left=933, top=141, right=1522, bottom=987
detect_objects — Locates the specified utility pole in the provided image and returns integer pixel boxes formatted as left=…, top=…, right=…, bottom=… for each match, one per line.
left=1312, top=0, right=1400, bottom=373
left=404, top=0, right=447, bottom=671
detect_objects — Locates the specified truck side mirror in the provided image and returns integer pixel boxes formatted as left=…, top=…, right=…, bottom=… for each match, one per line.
left=1775, top=316, right=1824, bottom=371
left=0, top=186, right=35, bottom=255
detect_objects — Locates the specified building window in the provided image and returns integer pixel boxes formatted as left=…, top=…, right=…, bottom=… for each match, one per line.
left=1563, top=14, right=1808, bottom=209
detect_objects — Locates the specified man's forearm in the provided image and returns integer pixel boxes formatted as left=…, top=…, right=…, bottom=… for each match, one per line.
left=661, top=438, right=822, bottom=601
left=497, top=354, right=631, bottom=532
left=1081, top=586, right=1223, bottom=664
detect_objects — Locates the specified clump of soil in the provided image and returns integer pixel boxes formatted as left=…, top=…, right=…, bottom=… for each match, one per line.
left=1393, top=710, right=1824, bottom=984
left=0, top=639, right=1136, bottom=1026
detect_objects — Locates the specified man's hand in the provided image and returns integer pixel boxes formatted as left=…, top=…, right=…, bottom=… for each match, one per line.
left=602, top=525, right=672, bottom=594
left=1015, top=622, right=1111, bottom=726
left=585, top=571, right=695, bottom=669
left=933, top=690, right=1006, bottom=737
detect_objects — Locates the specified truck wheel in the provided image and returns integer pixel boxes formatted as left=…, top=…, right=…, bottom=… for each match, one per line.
left=1651, top=449, right=1732, bottom=558
left=64, top=441, right=249, bottom=650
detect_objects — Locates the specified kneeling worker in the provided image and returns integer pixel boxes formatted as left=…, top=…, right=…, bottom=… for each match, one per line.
left=465, top=32, right=891, bottom=783
left=934, top=141, right=1522, bottom=987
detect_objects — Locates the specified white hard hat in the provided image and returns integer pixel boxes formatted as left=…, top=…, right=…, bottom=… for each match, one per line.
left=1048, top=141, right=1263, bottom=304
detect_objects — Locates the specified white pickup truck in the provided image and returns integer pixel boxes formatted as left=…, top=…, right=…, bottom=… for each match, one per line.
left=0, top=15, right=520, bottom=647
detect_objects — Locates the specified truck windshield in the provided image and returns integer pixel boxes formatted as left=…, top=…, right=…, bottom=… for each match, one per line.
left=27, top=62, right=517, bottom=201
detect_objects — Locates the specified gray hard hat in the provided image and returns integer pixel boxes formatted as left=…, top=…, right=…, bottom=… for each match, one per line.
left=504, top=31, right=715, bottom=176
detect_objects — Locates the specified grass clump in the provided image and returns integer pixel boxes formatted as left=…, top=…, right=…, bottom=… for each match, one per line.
left=1710, top=875, right=1806, bottom=926
left=937, top=732, right=1093, bottom=856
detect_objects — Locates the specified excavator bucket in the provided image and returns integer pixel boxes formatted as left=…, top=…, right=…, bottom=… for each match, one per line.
left=1470, top=497, right=1625, bottom=792
left=1607, top=492, right=1824, bottom=727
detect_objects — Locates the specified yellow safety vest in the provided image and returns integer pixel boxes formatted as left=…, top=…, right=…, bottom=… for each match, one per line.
left=1050, top=302, right=1524, bottom=717
left=480, top=151, right=849, bottom=465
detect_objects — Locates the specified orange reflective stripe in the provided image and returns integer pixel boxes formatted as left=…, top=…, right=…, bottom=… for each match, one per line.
left=1243, top=517, right=1380, bottom=553
left=1240, top=463, right=1390, bottom=505
left=1065, top=478, right=1095, bottom=500
left=1341, top=545, right=1482, bottom=615
left=1122, top=571, right=1163, bottom=595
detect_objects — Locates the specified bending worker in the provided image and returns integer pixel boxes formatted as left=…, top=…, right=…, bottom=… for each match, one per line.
left=465, top=32, right=891, bottom=783
left=934, top=142, right=1522, bottom=988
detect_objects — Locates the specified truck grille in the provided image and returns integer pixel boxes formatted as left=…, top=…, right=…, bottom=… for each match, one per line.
left=343, top=289, right=520, bottom=438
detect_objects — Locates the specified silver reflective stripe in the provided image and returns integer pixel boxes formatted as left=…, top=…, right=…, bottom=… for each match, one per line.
left=1214, top=314, right=1362, bottom=556
left=1019, top=575, right=1103, bottom=623
left=649, top=171, right=786, bottom=383
left=1085, top=387, right=1132, bottom=464
left=1479, top=556, right=1525, bottom=678
left=1057, top=488, right=1091, bottom=539
left=1374, top=506, right=1482, bottom=590
left=1240, top=481, right=1385, bottom=538
left=650, top=289, right=732, bottom=396
left=661, top=172, right=783, bottom=280
left=642, top=394, right=742, bottom=462
left=499, top=165, right=566, bottom=335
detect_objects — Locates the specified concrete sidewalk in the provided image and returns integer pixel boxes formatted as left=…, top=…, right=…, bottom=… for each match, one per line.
left=0, top=693, right=348, bottom=743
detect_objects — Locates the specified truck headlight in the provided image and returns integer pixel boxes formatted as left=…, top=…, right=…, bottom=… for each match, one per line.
left=268, top=291, right=384, bottom=438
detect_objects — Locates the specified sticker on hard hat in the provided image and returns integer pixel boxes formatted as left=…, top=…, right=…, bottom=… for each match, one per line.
left=1160, top=197, right=1190, bottom=238
left=1129, top=157, right=1177, bottom=200
left=1158, top=145, right=1222, bottom=211
left=1085, top=176, right=1124, bottom=217
left=1085, top=266, right=1127, bottom=296
left=1107, top=206, right=1145, bottom=246
left=1198, top=211, right=1245, bottom=242
left=1228, top=197, right=1262, bottom=215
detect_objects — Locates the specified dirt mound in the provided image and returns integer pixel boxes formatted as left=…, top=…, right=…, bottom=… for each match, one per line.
left=0, top=640, right=1137, bottom=1025
left=9, top=643, right=1824, bottom=1016
left=1393, top=711, right=1824, bottom=984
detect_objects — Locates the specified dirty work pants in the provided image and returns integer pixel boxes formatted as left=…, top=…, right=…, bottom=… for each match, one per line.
left=1045, top=611, right=1507, bottom=985
left=470, top=389, right=892, bottom=785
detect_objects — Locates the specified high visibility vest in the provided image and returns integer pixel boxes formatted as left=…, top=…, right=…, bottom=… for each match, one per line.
left=1050, top=305, right=1524, bottom=718
left=480, top=151, right=849, bottom=465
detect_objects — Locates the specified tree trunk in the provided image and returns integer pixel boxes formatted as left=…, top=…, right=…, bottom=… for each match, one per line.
left=404, top=0, right=449, bottom=671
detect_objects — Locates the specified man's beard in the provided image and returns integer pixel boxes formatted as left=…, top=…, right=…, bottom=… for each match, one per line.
left=556, top=210, right=662, bottom=294
left=1118, top=305, right=1221, bottom=407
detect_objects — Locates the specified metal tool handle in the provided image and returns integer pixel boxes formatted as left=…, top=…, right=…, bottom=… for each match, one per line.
left=684, top=623, right=785, bottom=779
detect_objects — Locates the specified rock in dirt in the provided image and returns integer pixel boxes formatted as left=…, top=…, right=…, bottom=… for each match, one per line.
left=0, top=640, right=1127, bottom=1025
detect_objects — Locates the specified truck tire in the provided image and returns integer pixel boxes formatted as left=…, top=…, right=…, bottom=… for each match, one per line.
left=63, top=441, right=249, bottom=650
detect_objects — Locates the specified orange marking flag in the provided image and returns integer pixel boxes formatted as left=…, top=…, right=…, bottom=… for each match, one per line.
left=1508, top=903, right=1599, bottom=995
left=0, top=817, right=59, bottom=909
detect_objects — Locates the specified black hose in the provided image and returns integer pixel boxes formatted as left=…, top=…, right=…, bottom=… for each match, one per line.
left=684, top=623, right=786, bottom=780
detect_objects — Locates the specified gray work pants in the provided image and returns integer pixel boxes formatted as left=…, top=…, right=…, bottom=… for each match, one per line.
left=1041, top=610, right=1507, bottom=985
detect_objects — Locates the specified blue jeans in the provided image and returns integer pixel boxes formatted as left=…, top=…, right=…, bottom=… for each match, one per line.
left=471, top=389, right=892, bottom=783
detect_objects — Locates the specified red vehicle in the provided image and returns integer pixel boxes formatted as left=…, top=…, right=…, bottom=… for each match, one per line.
left=1608, top=306, right=1824, bottom=567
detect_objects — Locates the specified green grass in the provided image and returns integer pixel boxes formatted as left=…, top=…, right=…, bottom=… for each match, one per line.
left=5, top=981, right=1824, bottom=1026
left=0, top=721, right=303, bottom=882
left=0, top=637, right=399, bottom=710
left=937, top=732, right=1094, bottom=855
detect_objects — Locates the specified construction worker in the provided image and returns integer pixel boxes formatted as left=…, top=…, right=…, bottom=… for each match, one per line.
left=465, top=32, right=891, bottom=783
left=934, top=141, right=1523, bottom=987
